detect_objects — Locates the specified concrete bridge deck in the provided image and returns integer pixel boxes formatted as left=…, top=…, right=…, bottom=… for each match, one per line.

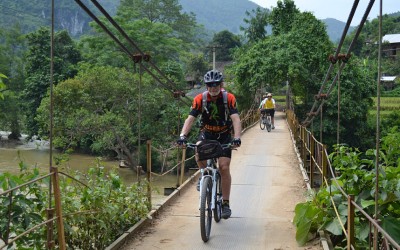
left=117, top=112, right=322, bottom=250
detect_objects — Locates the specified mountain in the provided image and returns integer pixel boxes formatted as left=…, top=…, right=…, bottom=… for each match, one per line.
left=179, top=0, right=260, bottom=34
left=322, top=18, right=355, bottom=43
left=0, top=0, right=118, bottom=37
left=0, top=0, right=352, bottom=42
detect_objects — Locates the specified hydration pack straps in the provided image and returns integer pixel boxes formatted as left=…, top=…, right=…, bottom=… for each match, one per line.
left=202, top=90, right=229, bottom=121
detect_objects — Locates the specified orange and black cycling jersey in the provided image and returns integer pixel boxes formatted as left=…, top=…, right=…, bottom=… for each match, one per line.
left=189, top=91, right=238, bottom=133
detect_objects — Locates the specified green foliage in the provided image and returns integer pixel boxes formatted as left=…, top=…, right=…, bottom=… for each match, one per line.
left=269, top=0, right=300, bottom=36
left=0, top=25, right=26, bottom=136
left=229, top=9, right=331, bottom=111
left=61, top=165, right=149, bottom=249
left=0, top=163, right=49, bottom=249
left=293, top=195, right=324, bottom=246
left=293, top=131, right=400, bottom=247
left=240, top=7, right=270, bottom=43
left=182, top=53, right=209, bottom=83
left=23, top=27, right=81, bottom=137
left=0, top=162, right=149, bottom=249
left=36, top=64, right=180, bottom=168
left=0, top=73, right=7, bottom=100
left=314, top=57, right=376, bottom=151
left=118, top=0, right=197, bottom=44
left=211, top=30, right=242, bottom=62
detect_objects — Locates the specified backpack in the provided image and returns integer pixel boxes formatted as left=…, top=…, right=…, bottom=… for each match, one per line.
left=202, top=90, right=230, bottom=122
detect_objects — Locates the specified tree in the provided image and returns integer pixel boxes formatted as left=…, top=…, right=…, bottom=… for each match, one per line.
left=0, top=73, right=7, bottom=100
left=229, top=12, right=332, bottom=111
left=23, top=27, right=81, bottom=137
left=36, top=64, right=180, bottom=169
left=117, top=0, right=198, bottom=45
left=269, top=0, right=300, bottom=36
left=210, top=30, right=241, bottom=62
left=0, top=25, right=27, bottom=139
left=183, top=53, right=209, bottom=84
left=240, top=7, right=269, bottom=43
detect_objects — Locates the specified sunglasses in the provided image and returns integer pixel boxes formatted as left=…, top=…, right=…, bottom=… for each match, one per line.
left=206, top=82, right=221, bottom=87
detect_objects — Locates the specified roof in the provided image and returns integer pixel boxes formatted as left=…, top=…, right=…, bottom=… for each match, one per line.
left=381, top=76, right=397, bottom=82
left=382, top=34, right=400, bottom=44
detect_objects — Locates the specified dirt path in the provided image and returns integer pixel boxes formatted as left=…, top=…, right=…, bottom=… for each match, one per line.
left=120, top=112, right=322, bottom=250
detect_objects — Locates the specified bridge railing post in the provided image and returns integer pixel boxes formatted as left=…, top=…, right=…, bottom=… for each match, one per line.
left=146, top=140, right=152, bottom=210
left=179, top=147, right=187, bottom=186
left=347, top=195, right=355, bottom=249
left=51, top=168, right=66, bottom=250
left=310, top=136, right=315, bottom=188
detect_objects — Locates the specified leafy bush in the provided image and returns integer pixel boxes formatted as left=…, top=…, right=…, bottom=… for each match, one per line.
left=0, top=160, right=149, bottom=249
left=293, top=129, right=400, bottom=247
left=61, top=165, right=150, bottom=249
left=0, top=162, right=48, bottom=249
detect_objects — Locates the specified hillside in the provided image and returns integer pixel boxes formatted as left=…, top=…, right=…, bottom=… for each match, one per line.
left=0, top=0, right=356, bottom=42
left=179, top=0, right=259, bottom=34
left=322, top=18, right=355, bottom=43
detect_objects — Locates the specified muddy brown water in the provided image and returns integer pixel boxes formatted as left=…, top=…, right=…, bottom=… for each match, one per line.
left=0, top=143, right=187, bottom=205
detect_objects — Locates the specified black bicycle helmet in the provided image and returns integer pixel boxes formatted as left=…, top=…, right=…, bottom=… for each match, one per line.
left=204, top=70, right=223, bottom=84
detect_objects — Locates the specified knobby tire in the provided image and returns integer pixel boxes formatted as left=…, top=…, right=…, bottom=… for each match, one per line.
left=267, top=116, right=272, bottom=132
left=200, top=176, right=212, bottom=242
left=213, top=171, right=222, bottom=223
left=259, top=116, right=265, bottom=130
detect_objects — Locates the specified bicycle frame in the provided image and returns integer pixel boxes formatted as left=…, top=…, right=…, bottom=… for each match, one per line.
left=198, top=159, right=219, bottom=211
left=183, top=141, right=230, bottom=242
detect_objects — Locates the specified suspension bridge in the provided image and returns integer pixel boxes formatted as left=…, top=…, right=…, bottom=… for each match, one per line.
left=114, top=111, right=323, bottom=250
left=1, top=0, right=399, bottom=249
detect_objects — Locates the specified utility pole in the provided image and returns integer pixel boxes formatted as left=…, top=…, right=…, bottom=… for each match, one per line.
left=207, top=44, right=222, bottom=70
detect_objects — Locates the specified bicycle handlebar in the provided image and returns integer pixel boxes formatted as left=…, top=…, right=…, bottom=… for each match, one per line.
left=184, top=142, right=233, bottom=150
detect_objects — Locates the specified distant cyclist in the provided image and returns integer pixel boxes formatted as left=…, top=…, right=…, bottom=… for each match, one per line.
left=259, top=93, right=276, bottom=129
left=177, top=69, right=242, bottom=219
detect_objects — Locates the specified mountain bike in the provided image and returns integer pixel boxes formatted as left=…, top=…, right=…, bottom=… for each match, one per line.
left=260, top=109, right=272, bottom=132
left=185, top=141, right=232, bottom=242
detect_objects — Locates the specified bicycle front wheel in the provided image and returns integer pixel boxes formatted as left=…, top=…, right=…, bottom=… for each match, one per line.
left=213, top=171, right=222, bottom=223
left=259, top=117, right=265, bottom=130
left=200, top=176, right=212, bottom=242
left=267, top=116, right=272, bottom=132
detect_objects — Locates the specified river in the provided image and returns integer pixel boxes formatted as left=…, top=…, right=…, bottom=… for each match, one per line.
left=0, top=133, right=188, bottom=205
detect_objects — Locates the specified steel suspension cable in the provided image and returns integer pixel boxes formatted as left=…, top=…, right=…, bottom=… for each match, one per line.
left=336, top=64, right=341, bottom=151
left=74, top=0, right=191, bottom=106
left=48, top=0, right=55, bottom=245
left=374, top=0, right=383, bottom=248
left=88, top=0, right=187, bottom=93
left=303, top=0, right=376, bottom=126
left=302, top=0, right=360, bottom=125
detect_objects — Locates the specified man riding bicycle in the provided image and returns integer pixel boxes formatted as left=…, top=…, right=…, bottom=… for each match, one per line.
left=259, top=92, right=276, bottom=129
left=177, top=70, right=242, bottom=219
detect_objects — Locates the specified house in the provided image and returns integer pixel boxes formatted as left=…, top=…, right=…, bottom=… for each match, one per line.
left=381, top=75, right=397, bottom=91
left=382, top=34, right=400, bottom=57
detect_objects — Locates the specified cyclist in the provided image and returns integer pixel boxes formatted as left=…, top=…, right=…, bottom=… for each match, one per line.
left=259, top=93, right=276, bottom=129
left=177, top=69, right=242, bottom=219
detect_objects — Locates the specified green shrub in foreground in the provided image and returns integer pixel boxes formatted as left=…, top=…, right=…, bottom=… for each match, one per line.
left=294, top=129, right=400, bottom=248
left=0, top=162, right=149, bottom=249
left=61, top=166, right=150, bottom=249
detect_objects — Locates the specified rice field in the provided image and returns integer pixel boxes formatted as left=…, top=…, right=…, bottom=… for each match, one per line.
left=369, top=97, right=400, bottom=116
left=372, top=97, right=400, bottom=111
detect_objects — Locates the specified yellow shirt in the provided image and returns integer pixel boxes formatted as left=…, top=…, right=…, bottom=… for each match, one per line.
left=263, top=99, right=275, bottom=109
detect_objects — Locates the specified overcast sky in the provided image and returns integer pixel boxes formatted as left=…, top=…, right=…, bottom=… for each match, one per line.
left=249, top=0, right=400, bottom=25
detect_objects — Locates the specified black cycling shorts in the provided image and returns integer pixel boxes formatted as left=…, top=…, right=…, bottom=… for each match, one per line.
left=198, top=131, right=232, bottom=158
left=261, top=108, right=275, bottom=118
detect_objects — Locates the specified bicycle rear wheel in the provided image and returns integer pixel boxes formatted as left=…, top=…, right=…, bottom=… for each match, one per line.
left=213, top=171, right=222, bottom=223
left=259, top=117, right=265, bottom=130
left=267, top=116, right=272, bottom=132
left=200, top=176, right=212, bottom=242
